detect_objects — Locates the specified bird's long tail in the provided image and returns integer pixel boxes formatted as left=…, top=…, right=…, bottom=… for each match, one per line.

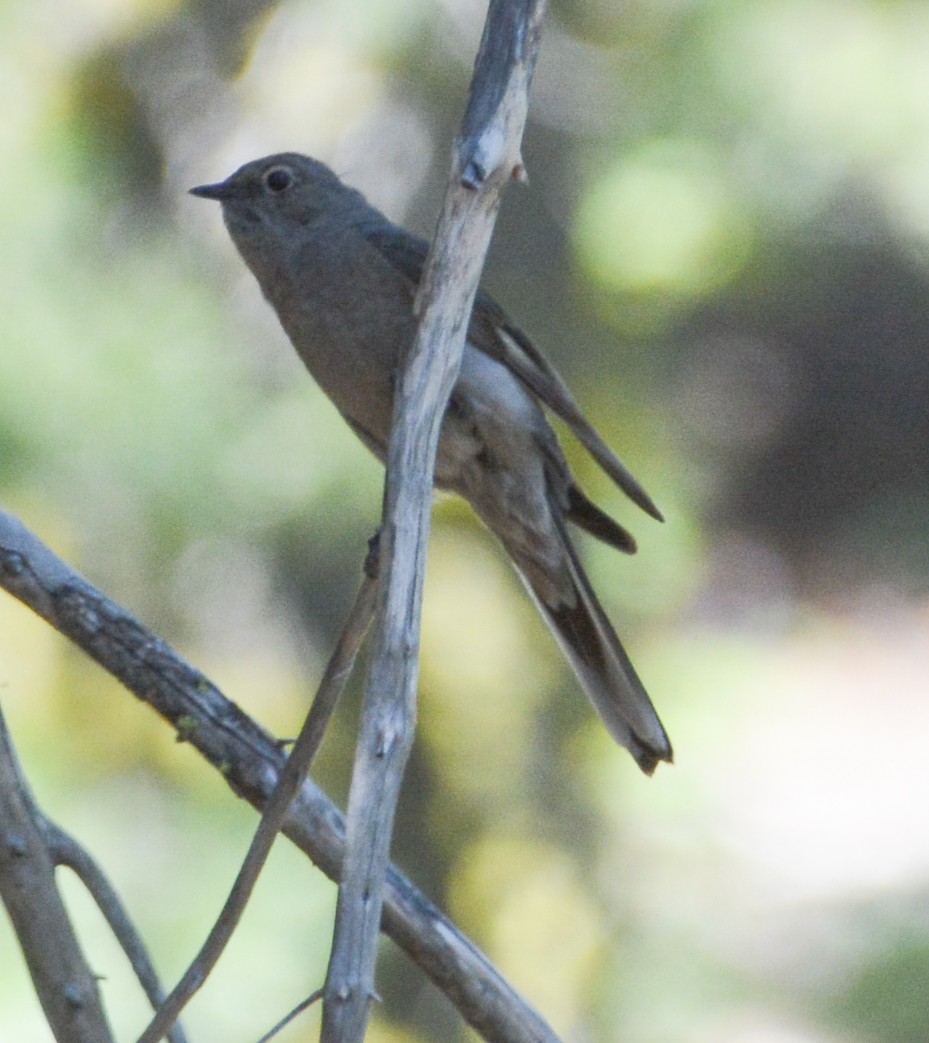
left=519, top=525, right=673, bottom=775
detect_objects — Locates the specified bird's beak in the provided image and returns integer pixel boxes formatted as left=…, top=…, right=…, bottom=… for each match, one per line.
left=189, top=179, right=235, bottom=201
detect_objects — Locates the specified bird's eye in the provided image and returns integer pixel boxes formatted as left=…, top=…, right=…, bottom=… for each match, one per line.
left=264, top=167, right=293, bottom=193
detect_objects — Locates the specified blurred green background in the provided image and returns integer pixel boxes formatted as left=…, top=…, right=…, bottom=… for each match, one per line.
left=2, top=0, right=929, bottom=1040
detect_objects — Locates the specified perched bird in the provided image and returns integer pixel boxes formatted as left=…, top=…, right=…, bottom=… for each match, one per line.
left=191, top=153, right=672, bottom=774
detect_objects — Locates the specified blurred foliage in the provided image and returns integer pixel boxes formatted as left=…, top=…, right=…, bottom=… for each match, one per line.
left=1, top=0, right=928, bottom=1041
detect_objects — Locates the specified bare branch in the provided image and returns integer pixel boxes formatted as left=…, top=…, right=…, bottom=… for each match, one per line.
left=41, top=823, right=188, bottom=1043
left=0, top=510, right=561, bottom=1043
left=136, top=555, right=378, bottom=1043
left=321, top=2, right=549, bottom=1040
left=0, top=709, right=115, bottom=1043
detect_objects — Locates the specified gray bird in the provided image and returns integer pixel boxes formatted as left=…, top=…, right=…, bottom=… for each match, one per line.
left=191, top=153, right=672, bottom=774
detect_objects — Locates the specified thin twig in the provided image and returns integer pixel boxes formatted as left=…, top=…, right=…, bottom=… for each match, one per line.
left=5, top=719, right=186, bottom=1042
left=320, top=2, right=549, bottom=1041
left=3, top=710, right=184, bottom=1040
left=254, top=987, right=324, bottom=1043
left=41, top=821, right=188, bottom=1043
left=0, top=708, right=116, bottom=1043
left=136, top=561, right=378, bottom=1043
left=0, top=511, right=562, bottom=1043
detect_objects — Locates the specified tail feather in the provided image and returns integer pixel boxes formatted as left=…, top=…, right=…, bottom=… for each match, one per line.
left=519, top=528, right=673, bottom=775
left=566, top=484, right=637, bottom=555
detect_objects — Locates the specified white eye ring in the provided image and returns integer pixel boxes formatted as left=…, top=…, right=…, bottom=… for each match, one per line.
left=264, top=166, right=293, bottom=193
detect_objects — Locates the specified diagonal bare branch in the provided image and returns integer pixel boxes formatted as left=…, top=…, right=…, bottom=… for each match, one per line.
left=136, top=552, right=378, bottom=1043
left=0, top=509, right=562, bottom=1043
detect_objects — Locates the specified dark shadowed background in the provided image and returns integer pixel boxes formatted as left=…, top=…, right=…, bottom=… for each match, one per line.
left=2, top=1, right=928, bottom=1041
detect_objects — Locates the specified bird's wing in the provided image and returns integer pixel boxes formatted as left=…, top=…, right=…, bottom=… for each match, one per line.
left=361, top=222, right=663, bottom=522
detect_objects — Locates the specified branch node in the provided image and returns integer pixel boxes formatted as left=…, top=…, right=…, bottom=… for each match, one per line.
left=364, top=531, right=382, bottom=579
left=175, top=715, right=198, bottom=743
left=63, top=982, right=87, bottom=1008
left=63, top=588, right=104, bottom=635
left=460, top=160, right=486, bottom=190
left=0, top=551, right=25, bottom=577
